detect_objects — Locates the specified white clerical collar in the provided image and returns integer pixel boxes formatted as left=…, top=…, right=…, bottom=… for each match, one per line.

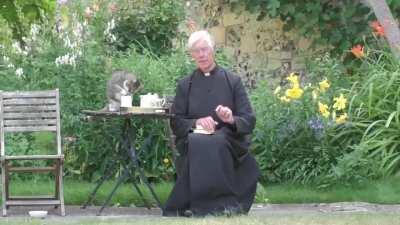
left=204, top=72, right=210, bottom=76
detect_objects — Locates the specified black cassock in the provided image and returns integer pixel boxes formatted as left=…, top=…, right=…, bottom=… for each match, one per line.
left=163, top=66, right=260, bottom=216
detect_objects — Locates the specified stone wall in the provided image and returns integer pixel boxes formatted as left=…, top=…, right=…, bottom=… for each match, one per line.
left=184, top=0, right=316, bottom=88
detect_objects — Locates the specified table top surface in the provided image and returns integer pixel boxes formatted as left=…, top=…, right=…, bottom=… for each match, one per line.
left=82, top=109, right=174, bottom=118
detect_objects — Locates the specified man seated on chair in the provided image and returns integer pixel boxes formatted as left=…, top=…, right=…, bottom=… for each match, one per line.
left=163, top=30, right=260, bottom=217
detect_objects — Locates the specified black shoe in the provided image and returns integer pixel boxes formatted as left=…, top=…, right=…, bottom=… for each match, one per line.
left=183, top=209, right=194, bottom=217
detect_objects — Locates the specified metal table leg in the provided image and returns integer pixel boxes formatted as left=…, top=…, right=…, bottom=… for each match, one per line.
left=97, top=166, right=130, bottom=216
left=81, top=161, right=117, bottom=209
left=124, top=119, right=164, bottom=210
left=126, top=165, right=152, bottom=210
left=127, top=144, right=163, bottom=209
left=85, top=116, right=166, bottom=215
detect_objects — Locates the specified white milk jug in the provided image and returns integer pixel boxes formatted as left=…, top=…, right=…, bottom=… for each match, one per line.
left=140, top=93, right=159, bottom=108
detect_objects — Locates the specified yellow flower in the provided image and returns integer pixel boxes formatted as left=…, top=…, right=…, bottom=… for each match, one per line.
left=318, top=102, right=330, bottom=118
left=274, top=86, right=281, bottom=95
left=286, top=73, right=299, bottom=87
left=333, top=94, right=347, bottom=110
left=335, top=113, right=348, bottom=124
left=163, top=158, right=169, bottom=164
left=280, top=96, right=291, bottom=103
left=285, top=87, right=303, bottom=99
left=319, top=79, right=330, bottom=92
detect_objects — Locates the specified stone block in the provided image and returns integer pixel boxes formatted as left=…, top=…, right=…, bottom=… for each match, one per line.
left=209, top=26, right=226, bottom=45
left=280, top=51, right=292, bottom=60
left=240, top=35, right=257, bottom=53
left=267, top=51, right=281, bottom=60
left=223, top=12, right=245, bottom=26
left=267, top=58, right=282, bottom=70
left=249, top=52, right=268, bottom=68
left=292, top=56, right=306, bottom=70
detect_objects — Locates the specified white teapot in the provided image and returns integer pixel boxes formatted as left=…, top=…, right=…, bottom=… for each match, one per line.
left=140, top=93, right=164, bottom=108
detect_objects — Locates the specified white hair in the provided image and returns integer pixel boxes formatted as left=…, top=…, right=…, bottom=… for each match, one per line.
left=187, top=30, right=215, bottom=51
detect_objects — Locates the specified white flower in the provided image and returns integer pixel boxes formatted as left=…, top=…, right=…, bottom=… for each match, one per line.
left=69, top=55, right=76, bottom=66
left=104, top=19, right=117, bottom=43
left=110, top=19, right=115, bottom=30
left=15, top=68, right=23, bottom=77
left=3, top=56, right=9, bottom=62
left=30, top=24, right=40, bottom=40
left=106, top=34, right=117, bottom=43
left=7, top=64, right=14, bottom=68
left=12, top=42, right=23, bottom=54
left=57, top=0, right=69, bottom=5
left=55, top=54, right=68, bottom=66
left=55, top=53, right=77, bottom=67
left=63, top=35, right=76, bottom=49
left=104, top=19, right=115, bottom=35
left=73, top=22, right=84, bottom=39
left=186, top=1, right=191, bottom=7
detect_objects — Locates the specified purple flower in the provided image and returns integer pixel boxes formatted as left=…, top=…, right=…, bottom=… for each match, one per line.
left=308, top=117, right=325, bottom=139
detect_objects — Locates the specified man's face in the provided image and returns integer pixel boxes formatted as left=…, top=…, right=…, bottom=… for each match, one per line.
left=190, top=40, right=215, bottom=73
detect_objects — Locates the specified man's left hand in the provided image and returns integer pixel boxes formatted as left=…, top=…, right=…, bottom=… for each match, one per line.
left=215, top=105, right=234, bottom=125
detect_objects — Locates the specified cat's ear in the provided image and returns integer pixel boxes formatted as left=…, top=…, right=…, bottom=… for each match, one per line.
left=122, top=80, right=129, bottom=91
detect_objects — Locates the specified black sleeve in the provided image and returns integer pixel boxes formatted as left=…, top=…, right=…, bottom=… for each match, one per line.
left=232, top=77, right=256, bottom=135
left=170, top=80, right=196, bottom=138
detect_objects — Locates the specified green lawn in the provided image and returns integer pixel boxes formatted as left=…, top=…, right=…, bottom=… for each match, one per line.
left=3, top=176, right=400, bottom=206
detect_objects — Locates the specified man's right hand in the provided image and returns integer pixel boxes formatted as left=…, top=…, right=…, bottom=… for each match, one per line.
left=195, top=116, right=217, bottom=133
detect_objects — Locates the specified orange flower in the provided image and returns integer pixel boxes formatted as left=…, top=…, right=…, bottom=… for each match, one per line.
left=370, top=20, right=385, bottom=37
left=351, top=45, right=365, bottom=58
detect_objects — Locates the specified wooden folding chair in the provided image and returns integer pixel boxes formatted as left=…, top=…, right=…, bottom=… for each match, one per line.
left=0, top=89, right=65, bottom=216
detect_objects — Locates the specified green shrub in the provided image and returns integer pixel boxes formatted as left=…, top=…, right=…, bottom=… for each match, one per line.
left=110, top=0, right=185, bottom=54
left=251, top=54, right=352, bottom=184
left=325, top=51, right=400, bottom=185
left=0, top=0, right=190, bottom=182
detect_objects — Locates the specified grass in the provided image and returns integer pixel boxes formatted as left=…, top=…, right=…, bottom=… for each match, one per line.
left=3, top=176, right=400, bottom=206
left=1, top=214, right=400, bottom=225
left=256, top=177, right=400, bottom=204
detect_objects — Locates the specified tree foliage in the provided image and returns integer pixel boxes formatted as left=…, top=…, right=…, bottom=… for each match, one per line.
left=0, top=0, right=55, bottom=43
left=229, top=0, right=400, bottom=56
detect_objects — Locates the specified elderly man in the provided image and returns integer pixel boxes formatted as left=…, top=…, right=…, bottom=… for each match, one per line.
left=163, top=30, right=260, bottom=217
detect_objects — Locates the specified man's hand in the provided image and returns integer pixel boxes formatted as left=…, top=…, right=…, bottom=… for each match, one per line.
left=215, top=105, right=234, bottom=124
left=195, top=116, right=217, bottom=133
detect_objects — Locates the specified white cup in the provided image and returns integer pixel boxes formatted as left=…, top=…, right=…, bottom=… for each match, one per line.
left=120, top=95, right=132, bottom=107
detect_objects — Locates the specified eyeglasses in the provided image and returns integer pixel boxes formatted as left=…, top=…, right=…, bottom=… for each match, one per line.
left=190, top=46, right=211, bottom=55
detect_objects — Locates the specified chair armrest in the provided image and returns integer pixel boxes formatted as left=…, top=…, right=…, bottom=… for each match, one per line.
left=4, top=155, right=64, bottom=160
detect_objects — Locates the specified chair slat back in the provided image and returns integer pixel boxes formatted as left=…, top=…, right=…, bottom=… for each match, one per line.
left=0, top=89, right=61, bottom=156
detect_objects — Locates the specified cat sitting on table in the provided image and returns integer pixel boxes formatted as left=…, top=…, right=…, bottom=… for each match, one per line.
left=104, top=70, right=141, bottom=111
